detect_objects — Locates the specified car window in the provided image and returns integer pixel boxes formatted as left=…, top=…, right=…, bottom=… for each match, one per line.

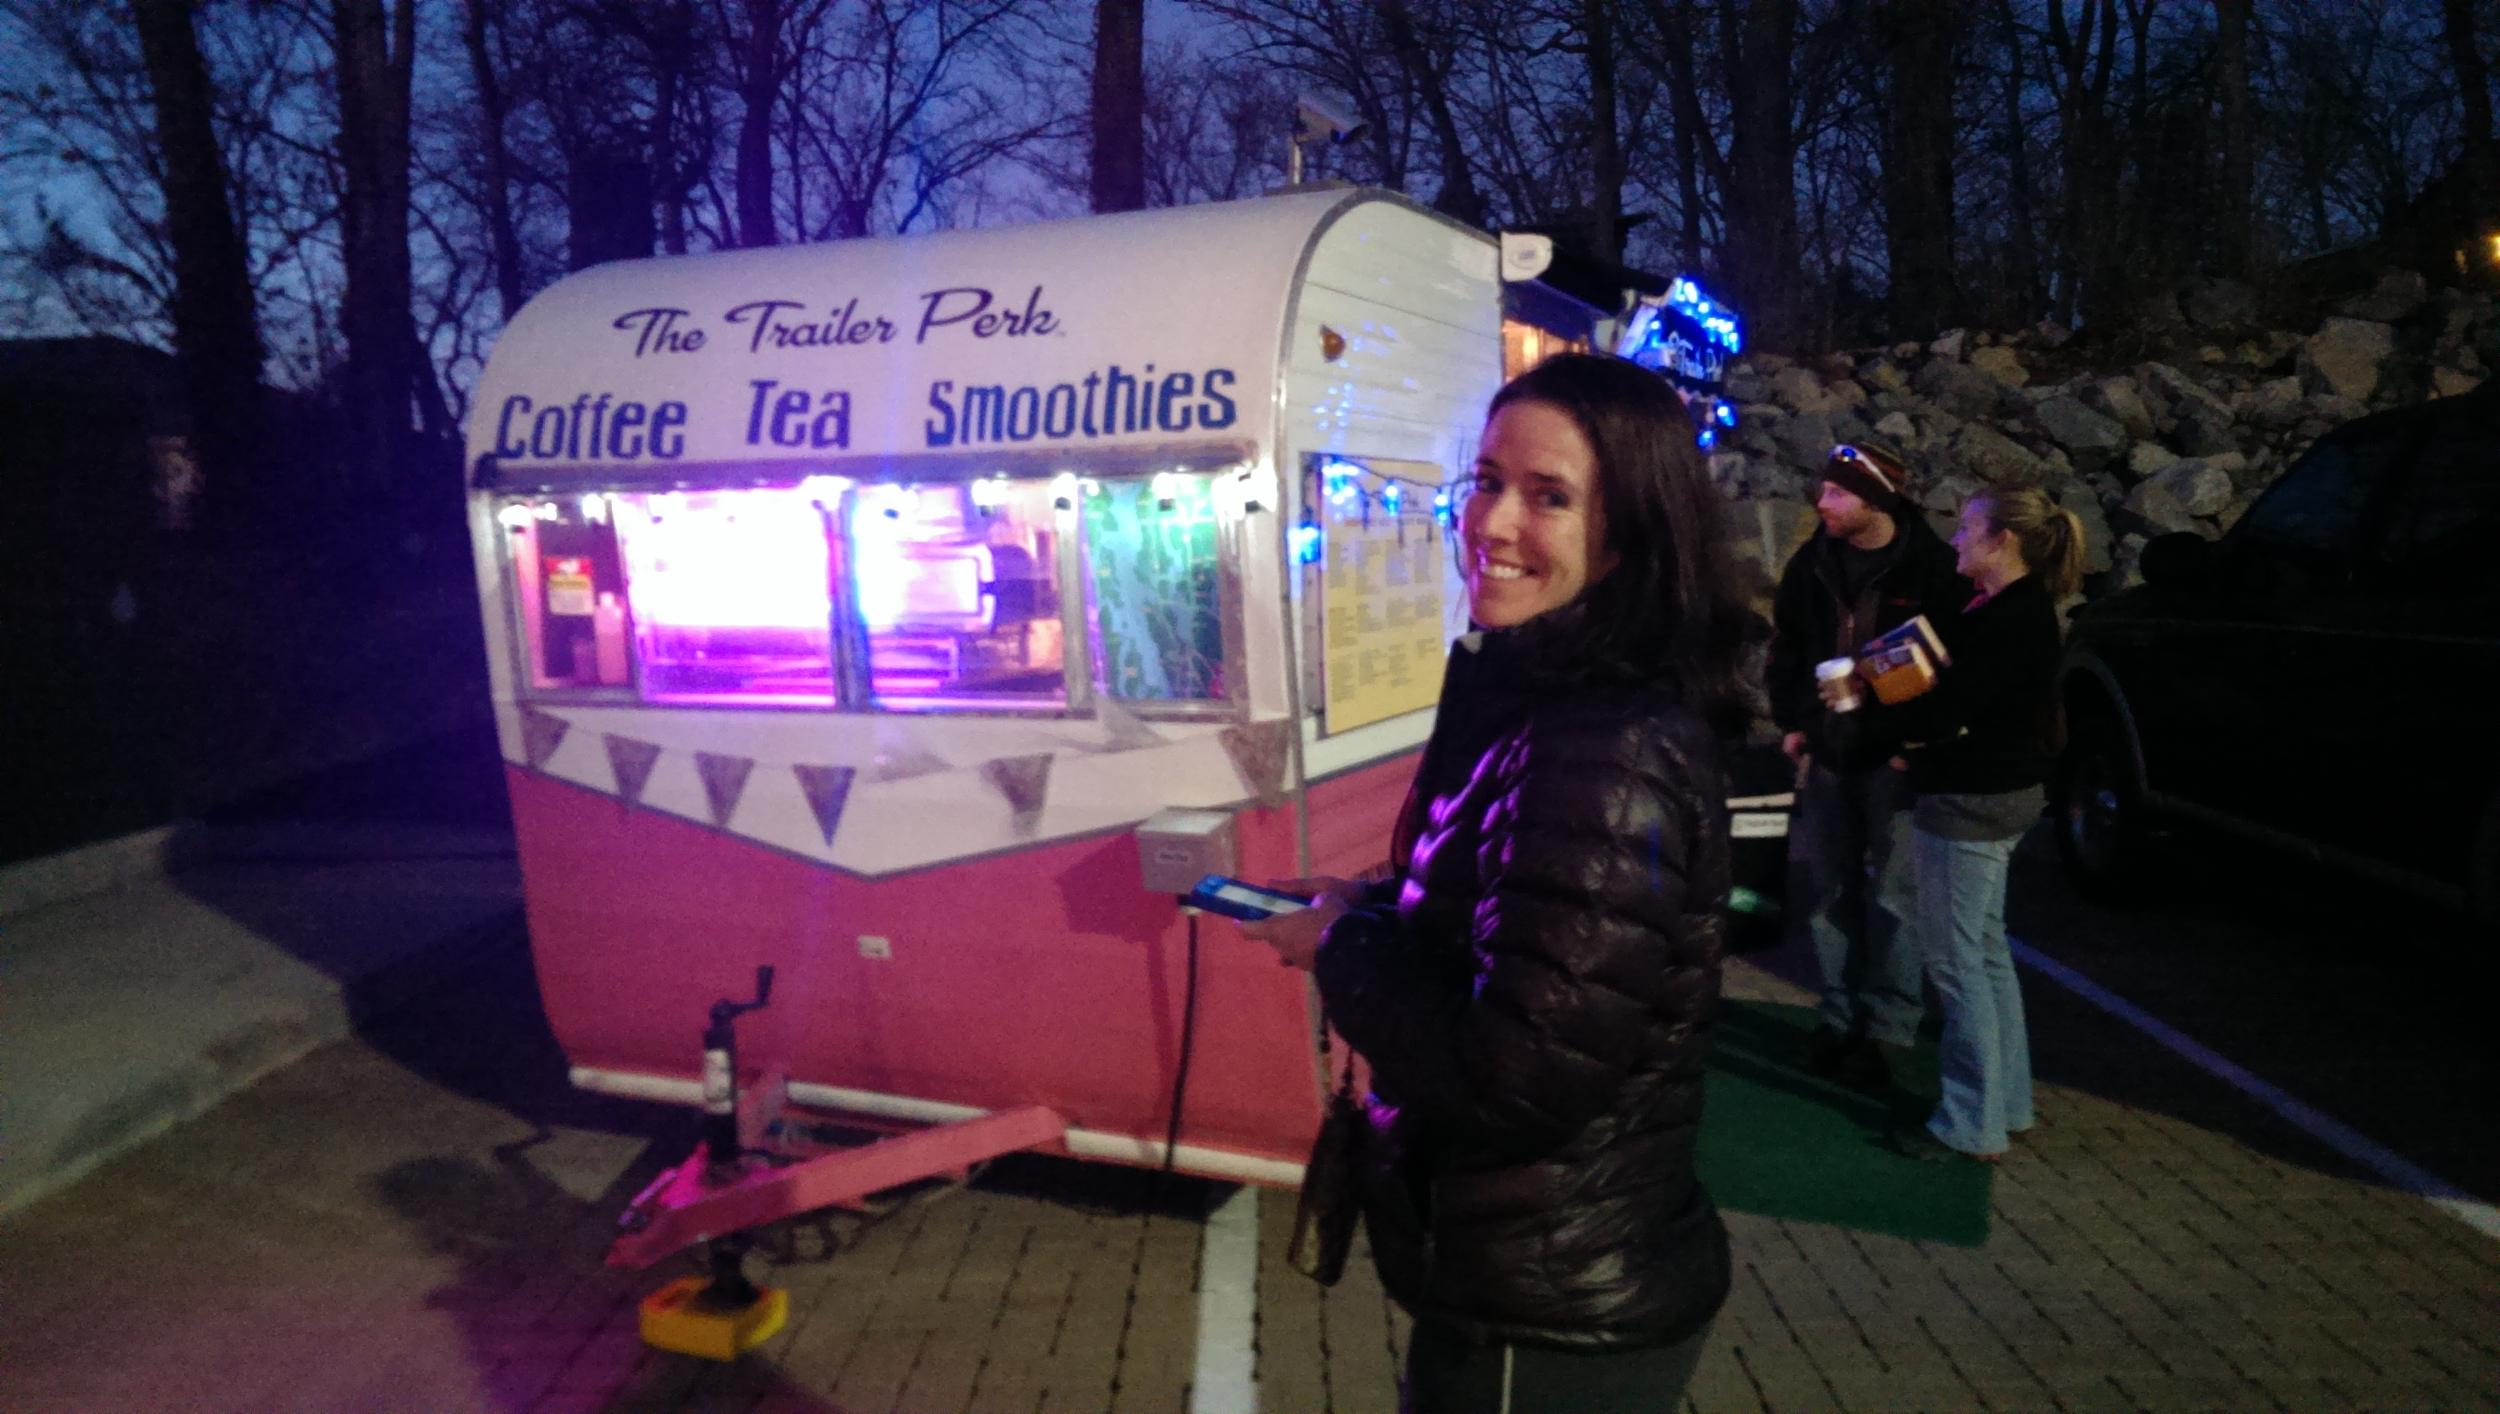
left=2373, top=413, right=2500, bottom=599
left=2233, top=424, right=2393, bottom=562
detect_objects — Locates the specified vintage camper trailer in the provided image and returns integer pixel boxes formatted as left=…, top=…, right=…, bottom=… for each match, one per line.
left=465, top=191, right=1671, bottom=1272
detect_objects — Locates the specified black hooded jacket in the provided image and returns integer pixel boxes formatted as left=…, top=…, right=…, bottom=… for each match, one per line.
left=1311, top=613, right=1733, bottom=1351
left=1764, top=511, right=1964, bottom=764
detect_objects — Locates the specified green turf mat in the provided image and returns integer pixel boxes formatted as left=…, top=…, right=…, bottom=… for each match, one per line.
left=1697, top=999, right=1993, bottom=1246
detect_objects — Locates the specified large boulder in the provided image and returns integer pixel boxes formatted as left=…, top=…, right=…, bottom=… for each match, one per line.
left=2299, top=317, right=2397, bottom=401
left=1771, top=409, right=1837, bottom=469
left=2121, top=478, right=2213, bottom=537
left=2035, top=395, right=2129, bottom=454
left=2086, top=376, right=2158, bottom=439
left=2335, top=269, right=2428, bottom=324
left=1929, top=329, right=1970, bottom=361
left=1919, top=469, right=1989, bottom=518
left=2237, top=376, right=2307, bottom=429
left=1770, top=364, right=1858, bottom=416
left=1970, top=345, right=2030, bottom=387
left=1914, top=358, right=2002, bottom=419
left=2433, top=367, right=2485, bottom=398
left=1950, top=421, right=2048, bottom=486
left=2138, top=361, right=2231, bottom=420
left=2174, top=402, right=2240, bottom=457
left=2146, top=460, right=2234, bottom=518
left=2127, top=442, right=2182, bottom=477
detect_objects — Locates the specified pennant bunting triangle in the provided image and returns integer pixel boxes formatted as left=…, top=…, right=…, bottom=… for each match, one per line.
left=1094, top=698, right=1166, bottom=752
left=1220, top=719, right=1294, bottom=807
left=694, top=750, right=756, bottom=828
left=792, top=764, right=858, bottom=846
left=519, top=707, right=570, bottom=770
left=603, top=733, right=663, bottom=808
left=980, top=753, right=1054, bottom=836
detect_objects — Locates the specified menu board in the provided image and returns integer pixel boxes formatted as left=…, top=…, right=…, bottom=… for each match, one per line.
left=1319, top=458, right=1450, bottom=734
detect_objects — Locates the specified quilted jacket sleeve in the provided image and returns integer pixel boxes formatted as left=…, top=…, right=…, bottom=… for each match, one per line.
left=1314, top=707, right=1714, bottom=1152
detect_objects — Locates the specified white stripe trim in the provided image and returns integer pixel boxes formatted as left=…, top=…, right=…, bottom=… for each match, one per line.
left=1192, top=1186, right=1260, bottom=1414
left=2011, top=937, right=2500, bottom=1248
left=569, top=1066, right=1309, bottom=1186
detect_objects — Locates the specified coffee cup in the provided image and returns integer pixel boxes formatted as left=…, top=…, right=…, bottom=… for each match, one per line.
left=1816, top=657, right=1863, bottom=713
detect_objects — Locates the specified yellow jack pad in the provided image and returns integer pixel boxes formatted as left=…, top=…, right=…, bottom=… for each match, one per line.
left=638, top=1275, right=789, bottom=1361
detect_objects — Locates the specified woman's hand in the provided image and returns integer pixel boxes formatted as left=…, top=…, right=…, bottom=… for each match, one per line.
left=1237, top=876, right=1359, bottom=972
left=1815, top=672, right=1857, bottom=709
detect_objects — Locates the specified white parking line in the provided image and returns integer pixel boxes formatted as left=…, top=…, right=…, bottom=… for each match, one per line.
left=1192, top=1184, right=1261, bottom=1413
left=2013, top=937, right=2500, bottom=1247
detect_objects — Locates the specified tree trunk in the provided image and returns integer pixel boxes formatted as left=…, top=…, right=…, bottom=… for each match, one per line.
left=1995, top=0, right=2043, bottom=321
left=1723, top=0, right=1802, bottom=350
left=459, top=0, right=525, bottom=319
left=1583, top=0, right=1623, bottom=259
left=1382, top=0, right=1484, bottom=226
left=1631, top=0, right=1725, bottom=272
left=1090, top=0, right=1145, bottom=213
left=130, top=0, right=264, bottom=516
left=2212, top=0, right=2253, bottom=277
left=2442, top=0, right=2498, bottom=277
left=735, top=0, right=780, bottom=247
left=2046, top=0, right=2122, bottom=331
left=333, top=0, right=418, bottom=487
left=1880, top=0, right=1962, bottom=339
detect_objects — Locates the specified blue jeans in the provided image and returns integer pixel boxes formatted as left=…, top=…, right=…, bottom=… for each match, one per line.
left=1787, top=762, right=1922, bottom=1046
left=1914, top=824, right=2034, bottom=1155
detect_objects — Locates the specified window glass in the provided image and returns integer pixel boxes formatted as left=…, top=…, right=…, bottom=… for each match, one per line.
left=499, top=496, right=632, bottom=692
left=606, top=486, right=837, bottom=704
left=1084, top=474, right=1227, bottom=702
left=2233, top=425, right=2393, bottom=560
left=2375, top=416, right=2500, bottom=598
left=850, top=478, right=1066, bottom=706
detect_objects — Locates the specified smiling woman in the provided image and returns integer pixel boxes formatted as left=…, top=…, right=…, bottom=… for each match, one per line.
left=1242, top=354, right=1757, bottom=1411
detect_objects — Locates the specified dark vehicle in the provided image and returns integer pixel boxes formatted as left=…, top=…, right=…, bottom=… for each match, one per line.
left=2052, top=383, right=2500, bottom=931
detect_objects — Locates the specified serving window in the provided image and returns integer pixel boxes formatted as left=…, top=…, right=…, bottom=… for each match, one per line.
left=495, top=466, right=1236, bottom=715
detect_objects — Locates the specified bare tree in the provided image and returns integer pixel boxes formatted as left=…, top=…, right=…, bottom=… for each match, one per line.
left=1379, top=0, right=1485, bottom=224
left=1578, top=0, right=1621, bottom=257
left=2212, top=0, right=2253, bottom=277
left=332, top=0, right=423, bottom=479
left=723, top=0, right=792, bottom=246
left=1879, top=0, right=1963, bottom=337
left=1091, top=0, right=1144, bottom=211
left=131, top=0, right=264, bottom=506
left=1723, top=0, right=1803, bottom=349
left=458, top=0, right=524, bottom=317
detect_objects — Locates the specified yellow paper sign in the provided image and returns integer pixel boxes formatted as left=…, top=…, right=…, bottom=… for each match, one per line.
left=1319, top=461, right=1448, bottom=734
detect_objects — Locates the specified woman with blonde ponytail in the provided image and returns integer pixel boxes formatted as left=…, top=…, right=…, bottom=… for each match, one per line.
left=1819, top=483, right=2083, bottom=1162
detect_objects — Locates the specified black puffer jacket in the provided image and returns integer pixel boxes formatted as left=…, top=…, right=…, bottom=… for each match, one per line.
left=1312, top=617, right=1733, bottom=1351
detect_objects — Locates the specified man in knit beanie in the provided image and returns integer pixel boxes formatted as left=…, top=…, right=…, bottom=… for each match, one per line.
left=1765, top=440, right=1966, bottom=1089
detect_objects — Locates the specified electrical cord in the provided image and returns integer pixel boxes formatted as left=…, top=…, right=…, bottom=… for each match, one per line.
left=1158, top=909, right=1203, bottom=1178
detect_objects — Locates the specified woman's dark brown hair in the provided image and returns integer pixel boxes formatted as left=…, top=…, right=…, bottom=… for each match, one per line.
left=1485, top=353, right=1756, bottom=735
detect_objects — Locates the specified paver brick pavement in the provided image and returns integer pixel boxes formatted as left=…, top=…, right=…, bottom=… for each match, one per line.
left=5, top=929, right=2499, bottom=1412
